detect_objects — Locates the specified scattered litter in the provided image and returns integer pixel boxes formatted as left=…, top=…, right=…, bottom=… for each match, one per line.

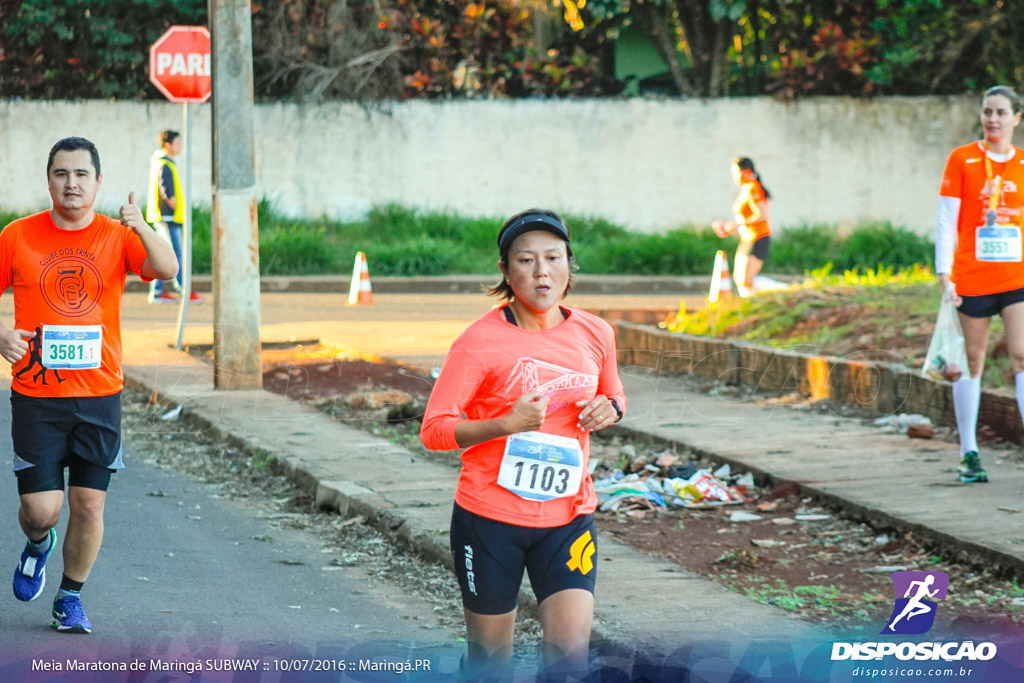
left=1013, top=598, right=1024, bottom=607
left=146, top=490, right=171, bottom=497
left=874, top=535, right=889, bottom=544
left=873, top=413, right=931, bottom=435
left=906, top=423, right=934, bottom=439
left=751, top=539, right=786, bottom=548
left=735, top=473, right=756, bottom=488
left=756, top=501, right=780, bottom=512
left=655, top=453, right=679, bottom=468
left=137, top=577, right=150, bottom=582
left=160, top=405, right=183, bottom=421
left=593, top=457, right=751, bottom=515
left=864, top=565, right=909, bottom=573
left=729, top=511, right=762, bottom=523
left=795, top=514, right=831, bottom=522
left=277, top=559, right=304, bottom=566
left=997, top=507, right=1022, bottom=514
left=772, top=518, right=797, bottom=526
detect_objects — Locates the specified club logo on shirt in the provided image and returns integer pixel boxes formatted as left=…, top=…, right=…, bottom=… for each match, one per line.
left=40, top=257, right=102, bottom=317
left=505, top=357, right=598, bottom=395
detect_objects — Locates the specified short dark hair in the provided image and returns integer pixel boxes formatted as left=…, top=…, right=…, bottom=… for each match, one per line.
left=47, top=137, right=101, bottom=177
left=983, top=85, right=1022, bottom=114
left=160, top=130, right=180, bottom=147
left=487, top=208, right=577, bottom=301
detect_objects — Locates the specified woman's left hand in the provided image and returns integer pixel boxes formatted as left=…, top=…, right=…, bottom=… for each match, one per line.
left=575, top=396, right=618, bottom=432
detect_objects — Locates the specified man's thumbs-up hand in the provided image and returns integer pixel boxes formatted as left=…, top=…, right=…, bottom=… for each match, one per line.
left=119, top=191, right=148, bottom=233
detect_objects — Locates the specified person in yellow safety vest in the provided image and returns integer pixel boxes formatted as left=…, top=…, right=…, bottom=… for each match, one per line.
left=145, top=130, right=201, bottom=304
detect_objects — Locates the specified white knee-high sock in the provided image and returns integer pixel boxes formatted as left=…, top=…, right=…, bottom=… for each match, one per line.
left=953, top=375, right=981, bottom=455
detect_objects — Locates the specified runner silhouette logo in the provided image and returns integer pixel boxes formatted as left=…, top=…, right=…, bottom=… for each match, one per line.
left=881, top=570, right=949, bottom=635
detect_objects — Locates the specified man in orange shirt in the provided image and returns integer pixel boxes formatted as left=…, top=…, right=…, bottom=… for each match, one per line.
left=0, top=137, right=177, bottom=633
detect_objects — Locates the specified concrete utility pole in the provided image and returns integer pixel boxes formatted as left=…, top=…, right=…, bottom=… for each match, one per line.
left=210, top=0, right=262, bottom=389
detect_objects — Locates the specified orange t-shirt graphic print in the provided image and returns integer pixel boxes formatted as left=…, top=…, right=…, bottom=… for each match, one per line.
left=942, top=141, right=1024, bottom=296
left=0, top=211, right=149, bottom=397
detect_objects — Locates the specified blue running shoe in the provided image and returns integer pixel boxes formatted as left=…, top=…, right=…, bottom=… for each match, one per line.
left=13, top=528, right=56, bottom=602
left=51, top=595, right=92, bottom=634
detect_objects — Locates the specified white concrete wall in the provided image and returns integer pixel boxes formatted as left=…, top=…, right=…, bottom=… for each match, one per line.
left=0, top=96, right=980, bottom=234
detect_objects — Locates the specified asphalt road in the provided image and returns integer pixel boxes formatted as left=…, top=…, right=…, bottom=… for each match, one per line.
left=0, top=384, right=463, bottom=680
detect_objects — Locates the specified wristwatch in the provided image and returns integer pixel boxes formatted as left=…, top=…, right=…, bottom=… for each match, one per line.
left=608, top=398, right=623, bottom=423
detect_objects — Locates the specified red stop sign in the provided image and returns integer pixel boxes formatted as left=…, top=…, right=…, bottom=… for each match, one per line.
left=149, top=26, right=211, bottom=103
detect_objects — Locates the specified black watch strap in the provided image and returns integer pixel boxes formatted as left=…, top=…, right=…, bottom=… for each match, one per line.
left=609, top=398, right=623, bottom=423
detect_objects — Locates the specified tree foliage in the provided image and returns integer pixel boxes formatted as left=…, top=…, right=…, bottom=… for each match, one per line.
left=580, top=0, right=1024, bottom=97
left=0, top=0, right=206, bottom=99
left=3, top=0, right=1024, bottom=100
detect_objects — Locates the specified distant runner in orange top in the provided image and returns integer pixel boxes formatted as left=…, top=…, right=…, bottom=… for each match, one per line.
left=1, top=137, right=178, bottom=634
left=420, top=209, right=626, bottom=681
left=936, top=85, right=1024, bottom=484
left=713, top=157, right=773, bottom=297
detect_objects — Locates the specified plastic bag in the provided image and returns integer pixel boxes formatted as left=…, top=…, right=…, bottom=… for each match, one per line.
left=922, top=288, right=968, bottom=382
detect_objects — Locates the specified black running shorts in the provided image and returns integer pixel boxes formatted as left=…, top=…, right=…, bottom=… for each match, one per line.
left=449, top=502, right=598, bottom=615
left=958, top=287, right=1024, bottom=318
left=750, top=235, right=771, bottom=261
left=11, top=390, right=122, bottom=494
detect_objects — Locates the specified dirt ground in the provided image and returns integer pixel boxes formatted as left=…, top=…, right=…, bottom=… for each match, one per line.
left=254, top=344, right=1024, bottom=630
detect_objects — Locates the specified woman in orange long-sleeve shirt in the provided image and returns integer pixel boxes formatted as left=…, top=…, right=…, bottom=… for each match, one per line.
left=420, top=209, right=625, bottom=681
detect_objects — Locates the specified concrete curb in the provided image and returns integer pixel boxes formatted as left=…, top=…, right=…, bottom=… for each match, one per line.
left=611, top=422, right=1024, bottom=577
left=615, top=321, right=1024, bottom=444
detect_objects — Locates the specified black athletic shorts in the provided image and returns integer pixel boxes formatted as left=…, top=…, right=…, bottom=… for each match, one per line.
left=449, top=502, right=597, bottom=615
left=750, top=235, right=771, bottom=261
left=958, top=287, right=1024, bottom=318
left=11, top=390, right=122, bottom=495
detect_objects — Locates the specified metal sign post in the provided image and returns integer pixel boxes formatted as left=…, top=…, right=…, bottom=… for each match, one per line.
left=148, top=25, right=211, bottom=351
left=174, top=102, right=193, bottom=350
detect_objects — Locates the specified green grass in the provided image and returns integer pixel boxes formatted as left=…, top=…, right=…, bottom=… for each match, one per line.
left=3, top=201, right=937, bottom=278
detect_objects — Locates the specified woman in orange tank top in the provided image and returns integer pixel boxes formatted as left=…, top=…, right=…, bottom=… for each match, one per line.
left=712, top=157, right=773, bottom=297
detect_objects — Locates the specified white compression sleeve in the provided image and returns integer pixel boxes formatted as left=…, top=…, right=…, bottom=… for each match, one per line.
left=935, top=196, right=960, bottom=275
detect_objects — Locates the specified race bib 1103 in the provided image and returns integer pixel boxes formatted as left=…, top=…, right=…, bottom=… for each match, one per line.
left=497, top=431, right=584, bottom=502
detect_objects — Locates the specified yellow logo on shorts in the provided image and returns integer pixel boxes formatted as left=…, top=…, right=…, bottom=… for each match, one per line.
left=566, top=530, right=595, bottom=575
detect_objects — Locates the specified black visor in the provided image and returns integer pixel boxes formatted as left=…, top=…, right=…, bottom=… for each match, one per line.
left=497, top=213, right=572, bottom=257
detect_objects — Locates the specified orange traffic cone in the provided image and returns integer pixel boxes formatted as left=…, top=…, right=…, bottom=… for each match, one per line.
left=347, top=251, right=374, bottom=306
left=708, top=250, right=733, bottom=304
